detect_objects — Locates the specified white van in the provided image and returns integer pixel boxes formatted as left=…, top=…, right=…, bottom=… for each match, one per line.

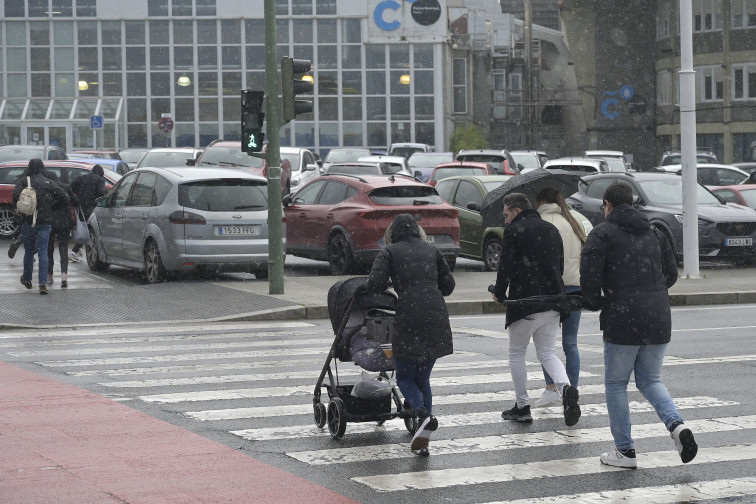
left=389, top=142, right=433, bottom=159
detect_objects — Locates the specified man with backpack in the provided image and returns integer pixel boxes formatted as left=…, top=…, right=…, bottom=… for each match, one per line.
left=12, top=158, right=70, bottom=294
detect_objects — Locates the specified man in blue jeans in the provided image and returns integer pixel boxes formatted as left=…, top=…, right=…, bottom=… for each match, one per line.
left=13, top=159, right=70, bottom=294
left=580, top=182, right=697, bottom=469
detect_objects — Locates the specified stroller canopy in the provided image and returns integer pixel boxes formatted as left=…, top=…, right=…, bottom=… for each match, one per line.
left=327, top=277, right=397, bottom=334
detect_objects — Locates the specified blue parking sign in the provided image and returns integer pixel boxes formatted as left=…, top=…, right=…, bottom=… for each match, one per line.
left=90, top=115, right=103, bottom=129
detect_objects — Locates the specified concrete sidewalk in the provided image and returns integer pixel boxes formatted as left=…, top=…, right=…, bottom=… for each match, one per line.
left=1, top=266, right=755, bottom=329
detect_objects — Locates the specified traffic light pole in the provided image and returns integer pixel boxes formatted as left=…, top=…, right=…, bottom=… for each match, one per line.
left=264, top=0, right=284, bottom=294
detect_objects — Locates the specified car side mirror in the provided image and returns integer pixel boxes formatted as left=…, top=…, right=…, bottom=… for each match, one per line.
left=467, top=202, right=481, bottom=212
left=304, top=163, right=317, bottom=172
left=414, top=170, right=423, bottom=178
left=185, top=158, right=196, bottom=166
left=282, top=194, right=292, bottom=207
left=95, top=195, right=108, bottom=207
left=632, top=195, right=643, bottom=207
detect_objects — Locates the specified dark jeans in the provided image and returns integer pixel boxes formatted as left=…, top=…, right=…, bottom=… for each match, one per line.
left=21, top=223, right=51, bottom=285
left=48, top=228, right=70, bottom=275
left=395, top=356, right=436, bottom=414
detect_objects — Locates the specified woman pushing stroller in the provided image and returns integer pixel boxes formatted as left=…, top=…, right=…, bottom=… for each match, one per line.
left=357, top=214, right=455, bottom=456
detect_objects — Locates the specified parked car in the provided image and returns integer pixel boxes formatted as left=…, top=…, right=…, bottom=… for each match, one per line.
left=320, top=148, right=371, bottom=173
left=327, top=161, right=413, bottom=177
left=407, top=151, right=455, bottom=182
left=543, top=157, right=610, bottom=175
left=0, top=144, right=67, bottom=162
left=659, top=150, right=718, bottom=166
left=135, top=147, right=204, bottom=169
left=711, top=184, right=756, bottom=210
left=77, top=157, right=131, bottom=176
left=192, top=140, right=292, bottom=195
left=69, top=150, right=122, bottom=160
left=357, top=155, right=411, bottom=175
left=0, top=160, right=120, bottom=238
left=280, top=146, right=319, bottom=190
left=428, top=162, right=492, bottom=187
left=388, top=142, right=432, bottom=159
left=567, top=171, right=756, bottom=264
left=118, top=148, right=150, bottom=169
left=455, top=149, right=518, bottom=175
left=584, top=150, right=630, bottom=172
left=656, top=163, right=749, bottom=187
left=86, top=167, right=275, bottom=283
left=282, top=174, right=460, bottom=274
left=509, top=150, right=545, bottom=173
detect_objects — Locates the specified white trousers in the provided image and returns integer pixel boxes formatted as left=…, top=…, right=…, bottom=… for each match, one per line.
left=508, top=310, right=570, bottom=408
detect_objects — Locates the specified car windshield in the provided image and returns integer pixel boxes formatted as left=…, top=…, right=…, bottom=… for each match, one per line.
left=119, top=150, right=148, bottom=163
left=140, top=152, right=195, bottom=168
left=391, top=147, right=423, bottom=159
left=0, top=167, right=27, bottom=184
left=408, top=154, right=453, bottom=168
left=368, top=186, right=443, bottom=205
left=179, top=179, right=268, bottom=211
left=433, top=167, right=488, bottom=181
left=458, top=154, right=504, bottom=164
left=0, top=148, right=44, bottom=162
left=637, top=178, right=720, bottom=205
left=599, top=157, right=626, bottom=172
left=483, top=179, right=512, bottom=192
left=328, top=164, right=378, bottom=175
left=739, top=189, right=756, bottom=208
left=324, top=149, right=370, bottom=163
left=511, top=153, right=540, bottom=170
left=197, top=147, right=264, bottom=168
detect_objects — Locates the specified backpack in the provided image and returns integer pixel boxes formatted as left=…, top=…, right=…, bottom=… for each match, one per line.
left=16, top=176, right=38, bottom=226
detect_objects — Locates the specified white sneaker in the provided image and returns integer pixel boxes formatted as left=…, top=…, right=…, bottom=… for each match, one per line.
left=670, top=423, right=698, bottom=463
left=600, top=447, right=637, bottom=469
left=410, top=414, right=438, bottom=451
left=69, top=252, right=80, bottom=263
left=533, top=388, right=562, bottom=408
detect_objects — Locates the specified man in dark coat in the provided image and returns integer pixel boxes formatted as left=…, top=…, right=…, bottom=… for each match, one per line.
left=12, top=158, right=70, bottom=294
left=362, top=214, right=455, bottom=456
left=580, top=182, right=697, bottom=469
left=69, top=163, right=106, bottom=261
left=492, top=192, right=580, bottom=426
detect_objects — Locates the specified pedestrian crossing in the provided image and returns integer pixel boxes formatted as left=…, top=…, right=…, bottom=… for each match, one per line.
left=0, top=255, right=111, bottom=292
left=1, top=319, right=754, bottom=503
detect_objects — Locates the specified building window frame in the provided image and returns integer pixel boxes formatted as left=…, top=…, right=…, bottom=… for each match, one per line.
left=733, top=63, right=756, bottom=101
left=452, top=57, right=467, bottom=114
left=692, top=0, right=723, bottom=33
left=696, top=65, right=724, bottom=102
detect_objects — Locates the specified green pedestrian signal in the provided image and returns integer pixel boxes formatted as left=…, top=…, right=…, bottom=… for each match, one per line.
left=241, top=90, right=265, bottom=154
left=244, top=129, right=265, bottom=153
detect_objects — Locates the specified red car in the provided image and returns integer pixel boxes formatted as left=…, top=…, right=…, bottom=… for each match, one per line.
left=0, top=160, right=121, bottom=237
left=282, top=174, right=460, bottom=274
left=191, top=140, right=293, bottom=195
left=428, top=162, right=493, bottom=187
left=711, top=184, right=756, bottom=210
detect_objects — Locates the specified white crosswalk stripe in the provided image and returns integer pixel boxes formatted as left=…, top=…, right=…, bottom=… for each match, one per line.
left=1, top=321, right=754, bottom=503
left=0, top=263, right=112, bottom=292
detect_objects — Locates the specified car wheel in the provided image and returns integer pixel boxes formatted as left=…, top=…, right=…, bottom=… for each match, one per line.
left=328, top=233, right=356, bottom=275
left=0, top=206, right=18, bottom=238
left=85, top=227, right=110, bottom=272
left=253, top=266, right=268, bottom=279
left=483, top=236, right=503, bottom=271
left=143, top=240, right=166, bottom=284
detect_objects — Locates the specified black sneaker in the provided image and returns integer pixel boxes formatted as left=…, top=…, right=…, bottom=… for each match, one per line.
left=8, top=239, right=21, bottom=259
left=20, top=276, right=32, bottom=289
left=410, top=409, right=438, bottom=451
left=670, top=422, right=698, bottom=463
left=501, top=403, right=533, bottom=423
left=39, top=284, right=48, bottom=295
left=562, top=385, right=581, bottom=426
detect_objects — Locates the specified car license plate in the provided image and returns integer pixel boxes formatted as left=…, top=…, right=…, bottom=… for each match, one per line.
left=724, top=237, right=752, bottom=246
left=215, top=225, right=257, bottom=236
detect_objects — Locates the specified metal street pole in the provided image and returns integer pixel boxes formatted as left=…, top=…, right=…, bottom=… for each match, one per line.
left=264, top=0, right=284, bottom=294
left=679, top=0, right=699, bottom=277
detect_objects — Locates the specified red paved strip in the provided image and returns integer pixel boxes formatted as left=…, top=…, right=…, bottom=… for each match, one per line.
left=0, top=362, right=361, bottom=504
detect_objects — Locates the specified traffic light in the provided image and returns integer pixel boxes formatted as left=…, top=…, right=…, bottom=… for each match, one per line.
left=281, top=57, right=313, bottom=124
left=241, top=90, right=265, bottom=153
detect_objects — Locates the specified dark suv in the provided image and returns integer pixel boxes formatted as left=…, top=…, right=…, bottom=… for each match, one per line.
left=0, top=144, right=67, bottom=162
left=192, top=140, right=292, bottom=195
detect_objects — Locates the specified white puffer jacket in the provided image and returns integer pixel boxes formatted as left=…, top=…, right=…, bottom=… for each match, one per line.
left=536, top=203, right=585, bottom=287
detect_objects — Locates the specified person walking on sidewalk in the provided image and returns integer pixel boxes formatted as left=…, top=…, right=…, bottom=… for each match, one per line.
left=532, top=188, right=587, bottom=408
left=360, top=214, right=455, bottom=457
left=68, top=164, right=106, bottom=262
left=12, top=158, right=70, bottom=294
left=491, top=192, right=580, bottom=426
left=580, top=182, right=697, bottom=469
left=45, top=172, right=77, bottom=288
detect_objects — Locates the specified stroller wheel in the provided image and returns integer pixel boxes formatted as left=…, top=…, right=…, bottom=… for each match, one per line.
left=327, top=398, right=347, bottom=439
left=403, top=399, right=418, bottom=435
left=313, top=402, right=327, bottom=428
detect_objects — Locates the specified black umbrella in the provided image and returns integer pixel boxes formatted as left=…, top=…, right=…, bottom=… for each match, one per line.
left=480, top=168, right=582, bottom=221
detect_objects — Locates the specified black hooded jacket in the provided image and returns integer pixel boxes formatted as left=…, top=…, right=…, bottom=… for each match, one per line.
left=494, top=209, right=565, bottom=328
left=580, top=203, right=678, bottom=345
left=363, top=214, right=456, bottom=362
left=12, top=159, right=70, bottom=226
left=70, top=164, right=106, bottom=217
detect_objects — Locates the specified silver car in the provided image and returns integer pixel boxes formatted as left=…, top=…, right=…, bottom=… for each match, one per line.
left=86, top=167, right=278, bottom=283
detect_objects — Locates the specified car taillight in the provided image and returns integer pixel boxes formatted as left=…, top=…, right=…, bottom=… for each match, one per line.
left=169, top=210, right=206, bottom=225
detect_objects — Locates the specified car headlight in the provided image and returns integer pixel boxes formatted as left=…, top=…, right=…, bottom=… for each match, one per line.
left=674, top=214, right=714, bottom=226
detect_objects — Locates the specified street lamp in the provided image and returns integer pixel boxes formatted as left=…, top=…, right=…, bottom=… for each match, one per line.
left=177, top=75, right=191, bottom=87
left=399, top=74, right=411, bottom=85
left=78, top=80, right=88, bottom=91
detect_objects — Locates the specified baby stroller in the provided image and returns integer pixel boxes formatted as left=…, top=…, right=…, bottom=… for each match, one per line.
left=313, top=277, right=417, bottom=439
